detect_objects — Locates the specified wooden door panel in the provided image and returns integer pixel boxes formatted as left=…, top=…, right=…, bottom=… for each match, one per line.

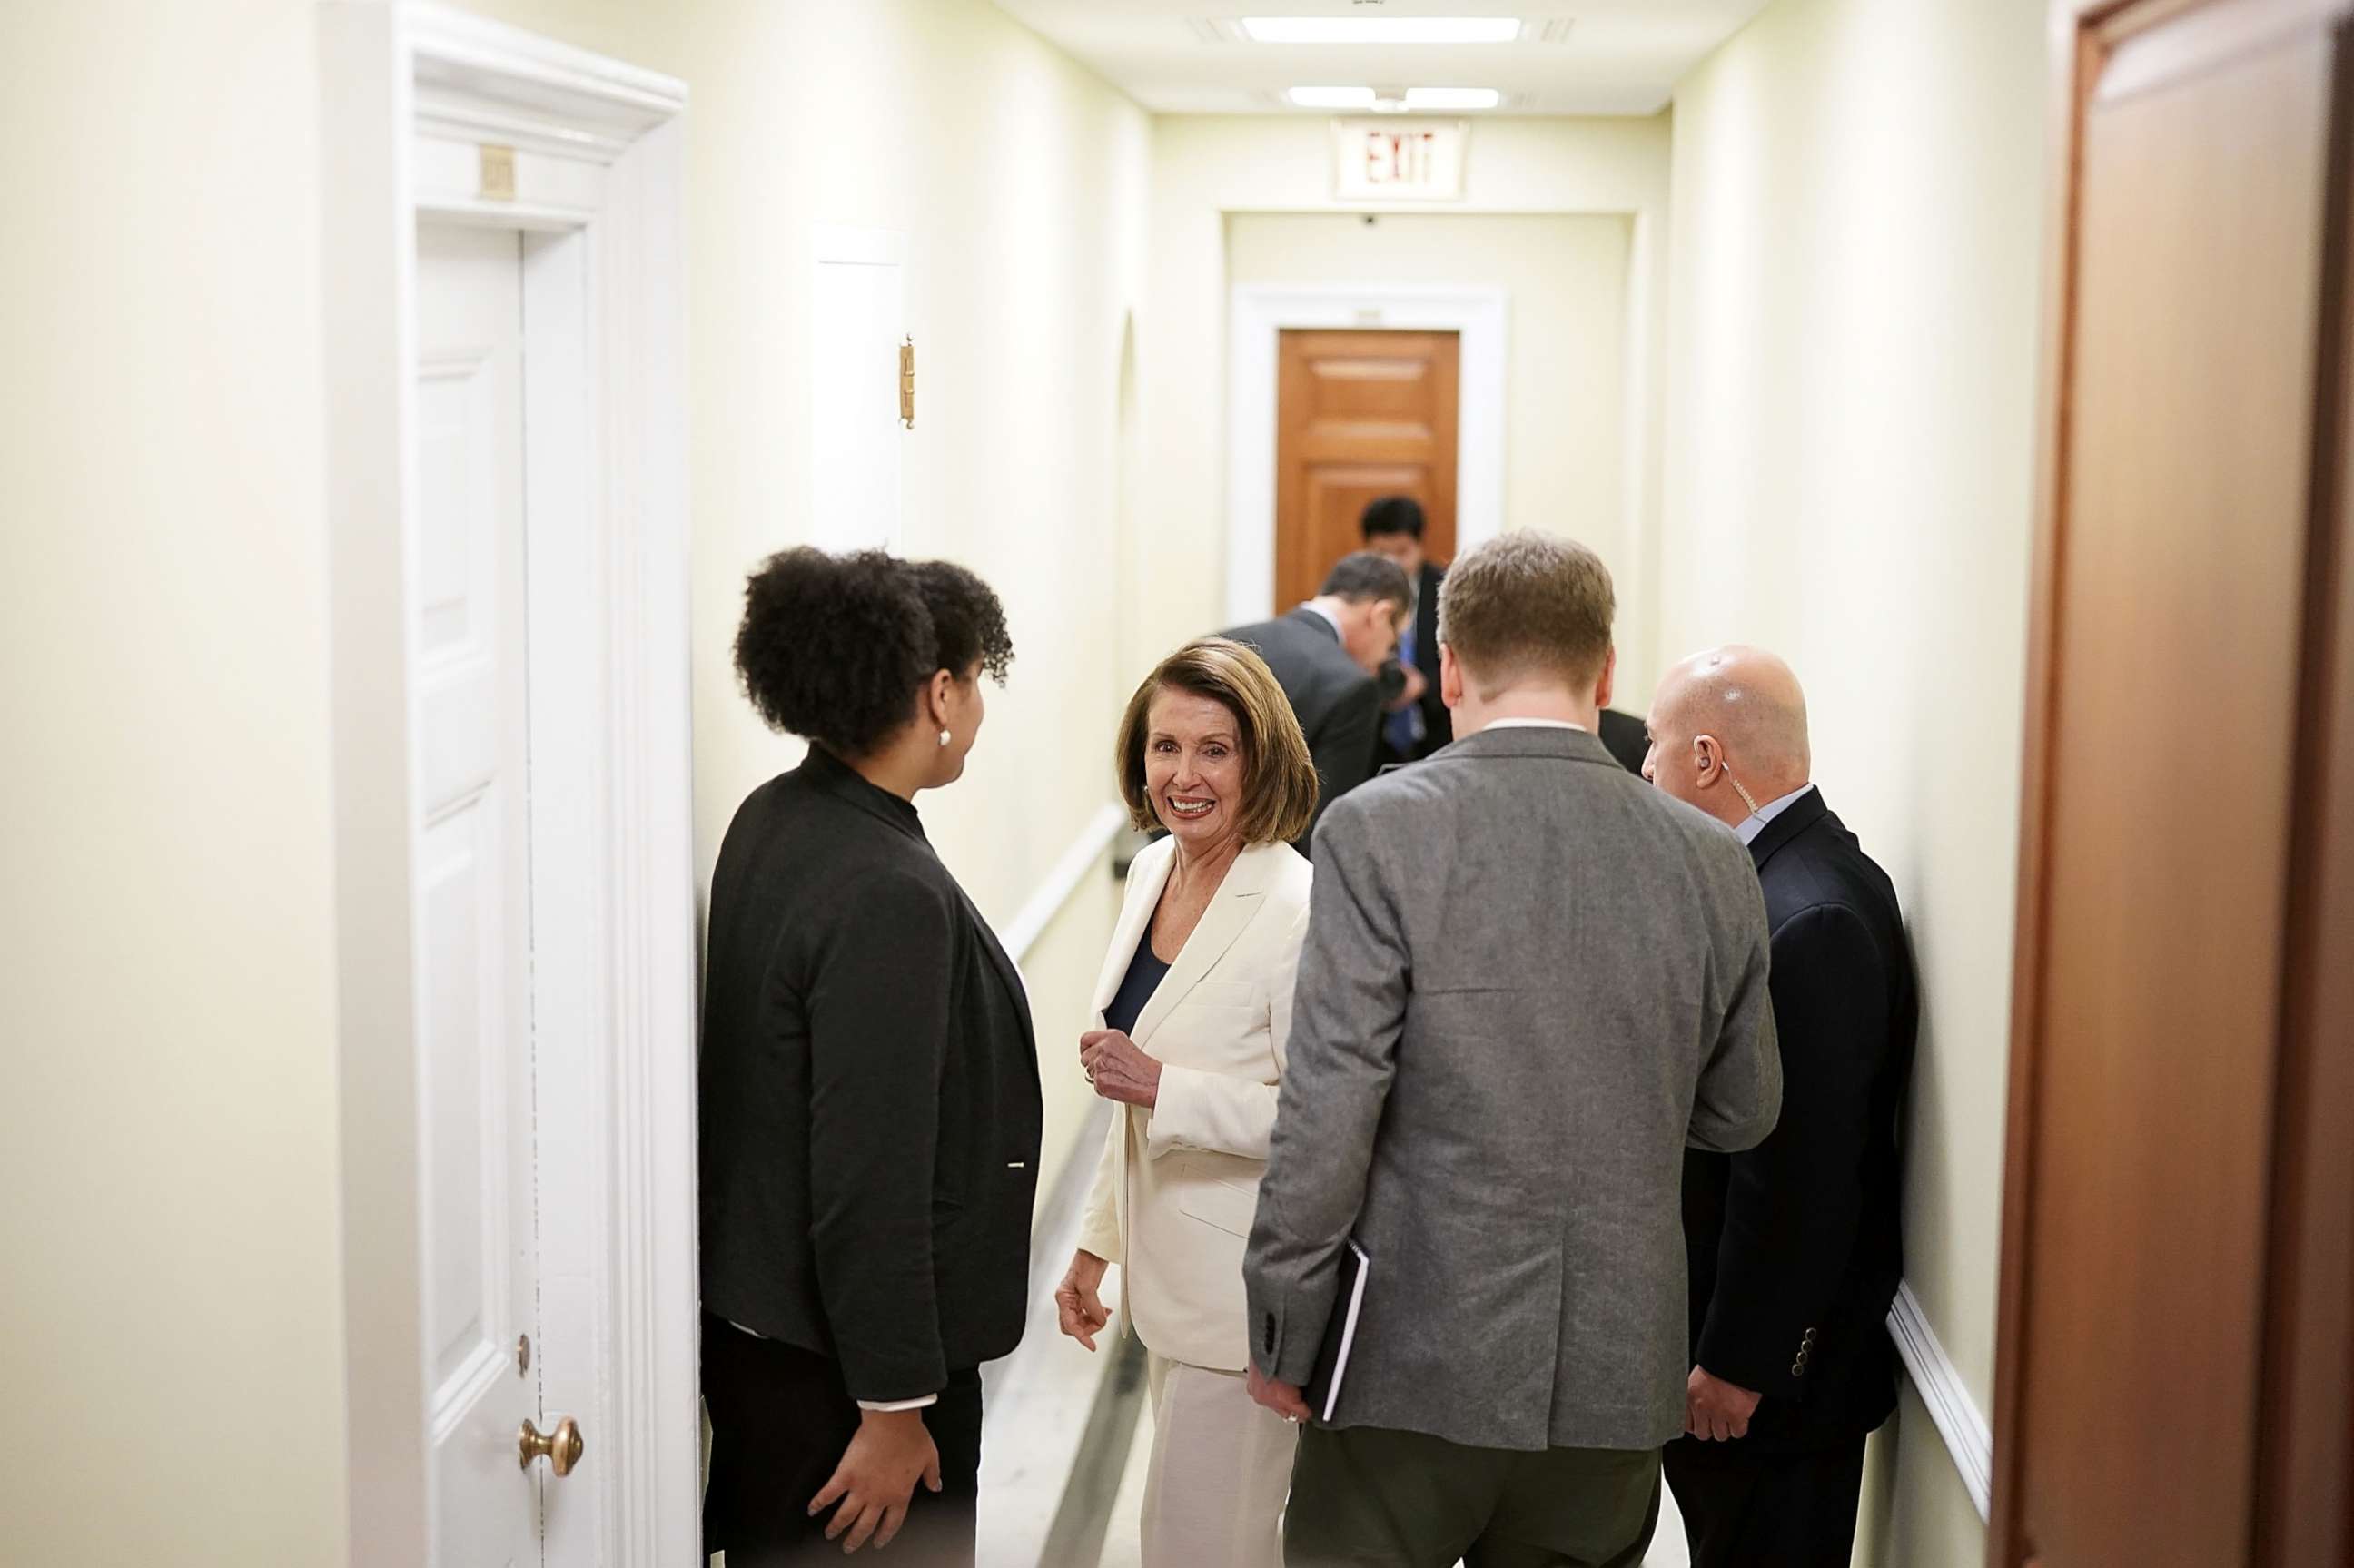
left=1995, top=3, right=2354, bottom=1564
left=1305, top=468, right=1427, bottom=562
left=1276, top=329, right=1459, bottom=612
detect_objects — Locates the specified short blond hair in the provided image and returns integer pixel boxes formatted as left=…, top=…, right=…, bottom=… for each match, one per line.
left=1115, top=638, right=1319, bottom=844
left=1438, top=532, right=1616, bottom=692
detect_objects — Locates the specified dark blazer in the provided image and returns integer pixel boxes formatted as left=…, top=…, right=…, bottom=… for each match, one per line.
left=698, top=748, right=1042, bottom=1403
left=1680, top=787, right=1917, bottom=1451
left=1597, top=707, right=1649, bottom=774
left=1399, top=562, right=1451, bottom=759
left=1221, top=607, right=1384, bottom=845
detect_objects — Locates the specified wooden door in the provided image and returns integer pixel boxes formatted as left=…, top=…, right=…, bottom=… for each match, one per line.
left=415, top=222, right=544, bottom=1566
left=1993, top=3, right=2354, bottom=1565
left=1274, top=329, right=1459, bottom=613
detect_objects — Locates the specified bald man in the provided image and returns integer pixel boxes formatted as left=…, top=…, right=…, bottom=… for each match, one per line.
left=1643, top=647, right=1917, bottom=1568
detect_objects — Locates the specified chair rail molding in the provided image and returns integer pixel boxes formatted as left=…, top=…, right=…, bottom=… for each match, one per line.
left=318, top=6, right=693, bottom=1565
left=1226, top=281, right=1508, bottom=624
left=1002, top=803, right=1129, bottom=964
left=1888, top=1279, right=1994, bottom=1522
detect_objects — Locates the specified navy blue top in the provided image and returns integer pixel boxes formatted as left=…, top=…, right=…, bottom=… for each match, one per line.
left=1103, top=925, right=1171, bottom=1036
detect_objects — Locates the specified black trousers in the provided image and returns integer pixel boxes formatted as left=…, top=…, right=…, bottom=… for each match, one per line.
left=1284, top=1423, right=1661, bottom=1568
left=701, top=1312, right=983, bottom=1567
left=1661, top=1434, right=1867, bottom=1568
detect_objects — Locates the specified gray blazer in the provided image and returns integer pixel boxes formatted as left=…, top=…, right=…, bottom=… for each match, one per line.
left=1243, top=724, right=1781, bottom=1453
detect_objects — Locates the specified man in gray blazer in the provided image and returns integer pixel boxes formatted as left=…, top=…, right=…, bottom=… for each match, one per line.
left=1243, top=533, right=1783, bottom=1567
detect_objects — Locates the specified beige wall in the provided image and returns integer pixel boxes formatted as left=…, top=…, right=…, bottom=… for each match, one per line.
left=1226, top=212, right=1633, bottom=565
left=464, top=0, right=1149, bottom=926
left=3, top=1, right=1150, bottom=1557
left=0, top=2, right=349, bottom=1563
left=1141, top=114, right=1675, bottom=700
left=1661, top=0, right=2049, bottom=1560
left=450, top=0, right=1152, bottom=1190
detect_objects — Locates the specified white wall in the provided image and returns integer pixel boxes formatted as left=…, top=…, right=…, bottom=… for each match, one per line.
left=1661, top=0, right=2049, bottom=1560
left=449, top=0, right=1152, bottom=1197
left=467, top=0, right=1147, bottom=919
left=1226, top=212, right=1633, bottom=559
left=1142, top=114, right=1674, bottom=699
left=3, top=2, right=1152, bottom=1557
left=0, top=2, right=349, bottom=1563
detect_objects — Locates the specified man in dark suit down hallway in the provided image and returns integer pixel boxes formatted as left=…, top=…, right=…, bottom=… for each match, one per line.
left=1221, top=552, right=1412, bottom=849
left=1357, top=496, right=1449, bottom=767
left=1360, top=495, right=1655, bottom=777
left=1644, top=645, right=1919, bottom=1567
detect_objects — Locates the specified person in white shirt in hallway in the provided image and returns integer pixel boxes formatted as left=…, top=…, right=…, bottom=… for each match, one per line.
left=1053, top=638, right=1320, bottom=1568
left=1643, top=646, right=1917, bottom=1568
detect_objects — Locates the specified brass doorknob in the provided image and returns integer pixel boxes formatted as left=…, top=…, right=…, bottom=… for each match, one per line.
left=519, top=1416, right=585, bottom=1476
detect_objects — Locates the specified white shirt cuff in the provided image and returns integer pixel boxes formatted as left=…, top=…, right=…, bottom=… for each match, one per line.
left=856, top=1394, right=939, bottom=1413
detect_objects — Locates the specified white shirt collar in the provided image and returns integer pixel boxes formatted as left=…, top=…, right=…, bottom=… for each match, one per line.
left=1296, top=600, right=1346, bottom=638
left=1477, top=717, right=1589, bottom=734
left=1736, top=784, right=1815, bottom=845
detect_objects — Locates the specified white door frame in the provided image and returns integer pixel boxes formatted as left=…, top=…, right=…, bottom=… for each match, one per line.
left=1225, top=282, right=1508, bottom=622
left=317, top=5, right=697, bottom=1564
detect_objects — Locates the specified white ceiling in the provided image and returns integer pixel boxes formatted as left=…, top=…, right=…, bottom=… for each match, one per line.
left=987, top=1, right=1773, bottom=117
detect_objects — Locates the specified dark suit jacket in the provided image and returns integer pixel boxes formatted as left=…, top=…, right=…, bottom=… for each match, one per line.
left=1222, top=607, right=1383, bottom=847
left=1396, top=562, right=1451, bottom=760
left=698, top=747, right=1042, bottom=1403
left=1597, top=707, right=1649, bottom=774
left=1681, top=787, right=1917, bottom=1451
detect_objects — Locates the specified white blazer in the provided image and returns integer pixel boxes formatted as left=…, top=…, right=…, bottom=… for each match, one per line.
left=1074, top=835, right=1312, bottom=1371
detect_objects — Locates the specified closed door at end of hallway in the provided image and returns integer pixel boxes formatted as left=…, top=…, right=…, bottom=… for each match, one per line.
left=1275, top=328, right=1459, bottom=612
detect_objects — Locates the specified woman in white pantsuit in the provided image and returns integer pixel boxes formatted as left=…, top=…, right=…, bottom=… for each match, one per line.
left=1055, top=636, right=1320, bottom=1568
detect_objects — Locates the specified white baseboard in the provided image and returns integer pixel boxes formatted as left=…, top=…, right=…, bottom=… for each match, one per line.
left=1001, top=804, right=1127, bottom=962
left=1886, top=1280, right=1993, bottom=1522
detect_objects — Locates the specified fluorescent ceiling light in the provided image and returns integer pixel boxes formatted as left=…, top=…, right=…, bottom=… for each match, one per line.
left=1241, top=16, right=1524, bottom=44
left=1404, top=86, right=1502, bottom=110
left=1287, top=85, right=1379, bottom=108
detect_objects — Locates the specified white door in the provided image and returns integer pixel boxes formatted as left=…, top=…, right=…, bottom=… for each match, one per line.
left=413, top=219, right=545, bottom=1567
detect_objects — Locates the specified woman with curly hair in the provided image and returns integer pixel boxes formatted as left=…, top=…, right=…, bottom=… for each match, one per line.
left=698, top=547, right=1040, bottom=1566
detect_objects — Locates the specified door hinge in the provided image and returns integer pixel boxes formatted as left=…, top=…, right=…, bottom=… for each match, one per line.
left=900, top=336, right=915, bottom=429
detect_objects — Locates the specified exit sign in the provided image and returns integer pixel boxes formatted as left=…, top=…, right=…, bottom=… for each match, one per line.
left=1332, top=119, right=1468, bottom=202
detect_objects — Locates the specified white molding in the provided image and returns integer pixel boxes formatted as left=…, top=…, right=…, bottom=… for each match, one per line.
left=319, top=6, right=694, bottom=1566
left=1001, top=804, right=1128, bottom=963
left=1888, top=1280, right=1993, bottom=1523
left=1225, top=281, right=1508, bottom=623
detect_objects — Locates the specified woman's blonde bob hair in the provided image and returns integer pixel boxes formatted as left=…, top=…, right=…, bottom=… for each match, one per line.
left=1115, top=637, right=1319, bottom=845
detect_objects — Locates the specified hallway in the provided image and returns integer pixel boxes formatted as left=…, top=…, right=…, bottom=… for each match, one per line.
left=974, top=1122, right=1706, bottom=1567
left=5, top=2, right=2350, bottom=1567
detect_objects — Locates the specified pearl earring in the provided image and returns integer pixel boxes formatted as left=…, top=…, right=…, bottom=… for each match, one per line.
left=938, top=729, right=952, bottom=748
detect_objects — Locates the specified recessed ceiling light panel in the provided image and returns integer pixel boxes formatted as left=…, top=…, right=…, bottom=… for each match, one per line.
left=1403, top=87, right=1503, bottom=110
left=1287, top=85, right=1380, bottom=108
left=1241, top=17, right=1525, bottom=44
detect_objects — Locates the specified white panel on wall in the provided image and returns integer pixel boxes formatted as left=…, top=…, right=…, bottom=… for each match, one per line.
left=813, top=227, right=908, bottom=555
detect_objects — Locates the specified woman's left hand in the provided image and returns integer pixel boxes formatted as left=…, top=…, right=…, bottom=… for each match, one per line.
left=1081, top=1029, right=1162, bottom=1108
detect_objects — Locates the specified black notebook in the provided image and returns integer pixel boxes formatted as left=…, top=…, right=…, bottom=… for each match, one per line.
left=1303, top=1239, right=1371, bottom=1425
